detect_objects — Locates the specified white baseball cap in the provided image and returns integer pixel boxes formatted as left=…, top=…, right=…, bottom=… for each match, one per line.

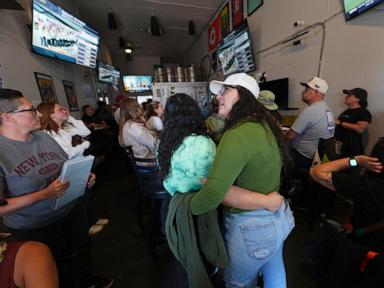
left=210, top=73, right=260, bottom=99
left=300, top=76, right=328, bottom=94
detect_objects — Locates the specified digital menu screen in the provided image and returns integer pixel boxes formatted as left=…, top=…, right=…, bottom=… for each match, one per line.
left=32, top=0, right=99, bottom=68
left=218, top=21, right=255, bottom=76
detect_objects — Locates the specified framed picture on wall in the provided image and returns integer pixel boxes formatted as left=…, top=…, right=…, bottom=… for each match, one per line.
left=62, top=80, right=80, bottom=111
left=248, top=0, right=263, bottom=16
left=34, top=72, right=58, bottom=103
left=220, top=3, right=230, bottom=38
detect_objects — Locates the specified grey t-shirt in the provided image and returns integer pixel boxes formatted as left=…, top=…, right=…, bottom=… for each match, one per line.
left=291, top=101, right=335, bottom=159
left=0, top=131, right=73, bottom=229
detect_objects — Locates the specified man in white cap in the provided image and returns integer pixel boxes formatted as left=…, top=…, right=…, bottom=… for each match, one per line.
left=286, top=76, right=335, bottom=170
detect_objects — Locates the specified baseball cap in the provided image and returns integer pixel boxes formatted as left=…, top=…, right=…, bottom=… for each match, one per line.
left=258, top=90, right=278, bottom=111
left=300, top=76, right=328, bottom=94
left=210, top=73, right=260, bottom=99
left=342, top=88, right=367, bottom=102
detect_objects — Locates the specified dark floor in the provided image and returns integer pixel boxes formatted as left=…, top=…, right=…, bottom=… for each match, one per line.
left=90, top=156, right=320, bottom=288
left=0, top=154, right=326, bottom=288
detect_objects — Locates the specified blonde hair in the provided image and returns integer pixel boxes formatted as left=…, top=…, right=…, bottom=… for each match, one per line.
left=118, top=98, right=145, bottom=145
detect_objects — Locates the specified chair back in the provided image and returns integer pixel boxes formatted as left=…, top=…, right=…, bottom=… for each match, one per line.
left=125, top=146, right=168, bottom=200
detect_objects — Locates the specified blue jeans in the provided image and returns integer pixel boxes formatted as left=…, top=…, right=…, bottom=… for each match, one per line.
left=224, top=200, right=295, bottom=288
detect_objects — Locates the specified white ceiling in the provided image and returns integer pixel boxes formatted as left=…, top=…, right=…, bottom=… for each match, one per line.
left=73, top=0, right=223, bottom=60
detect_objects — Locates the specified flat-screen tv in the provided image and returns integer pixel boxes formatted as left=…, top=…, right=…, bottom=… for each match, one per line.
left=217, top=21, right=255, bottom=76
left=259, top=78, right=289, bottom=108
left=98, top=63, right=120, bottom=86
left=123, top=76, right=153, bottom=93
left=343, top=0, right=384, bottom=20
left=32, top=0, right=100, bottom=68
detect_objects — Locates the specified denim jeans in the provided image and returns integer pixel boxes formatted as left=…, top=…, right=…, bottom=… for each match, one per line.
left=223, top=200, right=295, bottom=288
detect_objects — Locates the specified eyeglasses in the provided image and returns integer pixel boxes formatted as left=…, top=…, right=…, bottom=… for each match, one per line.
left=219, top=85, right=237, bottom=95
left=7, top=107, right=37, bottom=116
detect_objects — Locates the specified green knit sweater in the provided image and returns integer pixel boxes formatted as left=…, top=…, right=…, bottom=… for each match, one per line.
left=191, top=121, right=282, bottom=215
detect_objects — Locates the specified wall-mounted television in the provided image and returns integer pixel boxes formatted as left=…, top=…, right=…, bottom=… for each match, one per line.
left=217, top=21, right=255, bottom=76
left=32, top=0, right=100, bottom=68
left=123, top=76, right=153, bottom=93
left=343, top=0, right=384, bottom=21
left=98, top=63, right=120, bottom=86
left=259, top=78, right=289, bottom=108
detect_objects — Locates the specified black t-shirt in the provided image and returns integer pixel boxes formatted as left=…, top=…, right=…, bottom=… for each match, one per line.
left=335, top=108, right=372, bottom=156
left=332, top=172, right=384, bottom=252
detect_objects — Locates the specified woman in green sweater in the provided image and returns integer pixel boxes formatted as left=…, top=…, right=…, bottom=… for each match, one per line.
left=190, top=73, right=294, bottom=288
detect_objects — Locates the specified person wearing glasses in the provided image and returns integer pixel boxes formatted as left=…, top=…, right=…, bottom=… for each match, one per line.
left=190, top=74, right=294, bottom=288
left=0, top=89, right=112, bottom=288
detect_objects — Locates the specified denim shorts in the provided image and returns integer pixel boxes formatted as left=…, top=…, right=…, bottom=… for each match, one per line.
left=224, top=200, right=295, bottom=288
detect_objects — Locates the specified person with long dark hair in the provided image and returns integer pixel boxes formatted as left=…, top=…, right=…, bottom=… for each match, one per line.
left=188, top=73, right=294, bottom=288
left=158, top=93, right=284, bottom=206
left=158, top=93, right=285, bottom=287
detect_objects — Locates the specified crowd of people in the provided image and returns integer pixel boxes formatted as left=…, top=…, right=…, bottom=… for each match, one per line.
left=0, top=70, right=381, bottom=288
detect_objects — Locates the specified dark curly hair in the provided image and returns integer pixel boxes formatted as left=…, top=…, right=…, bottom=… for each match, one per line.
left=158, top=93, right=207, bottom=180
left=225, top=86, right=293, bottom=177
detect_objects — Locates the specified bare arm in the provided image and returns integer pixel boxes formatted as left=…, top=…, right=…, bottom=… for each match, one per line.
left=309, top=155, right=383, bottom=191
left=223, top=186, right=284, bottom=211
left=285, top=129, right=299, bottom=141
left=0, top=179, right=69, bottom=216
left=199, top=178, right=284, bottom=211
left=14, top=241, right=58, bottom=288
left=336, top=120, right=369, bottom=134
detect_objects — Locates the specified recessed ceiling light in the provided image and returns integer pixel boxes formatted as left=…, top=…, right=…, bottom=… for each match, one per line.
left=125, top=48, right=132, bottom=54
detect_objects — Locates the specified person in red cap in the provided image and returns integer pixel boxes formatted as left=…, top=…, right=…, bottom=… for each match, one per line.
left=335, top=88, right=372, bottom=157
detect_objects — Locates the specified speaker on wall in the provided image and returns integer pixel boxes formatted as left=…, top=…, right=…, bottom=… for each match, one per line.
left=108, top=11, right=117, bottom=30
left=188, top=20, right=195, bottom=35
left=149, top=16, right=162, bottom=36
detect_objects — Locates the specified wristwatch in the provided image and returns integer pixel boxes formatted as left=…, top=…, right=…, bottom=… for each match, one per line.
left=349, top=156, right=358, bottom=167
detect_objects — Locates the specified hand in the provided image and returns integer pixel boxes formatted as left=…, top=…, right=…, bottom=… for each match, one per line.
left=356, top=155, right=383, bottom=173
left=44, top=178, right=70, bottom=199
left=335, top=119, right=340, bottom=125
left=264, top=192, right=284, bottom=211
left=87, top=173, right=96, bottom=189
left=200, top=178, right=207, bottom=184
left=82, top=140, right=91, bottom=150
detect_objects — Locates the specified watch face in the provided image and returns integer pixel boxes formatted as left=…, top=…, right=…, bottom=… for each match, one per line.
left=349, top=158, right=358, bottom=167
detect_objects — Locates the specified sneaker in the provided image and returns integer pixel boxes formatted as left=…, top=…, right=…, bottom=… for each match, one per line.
left=88, top=224, right=104, bottom=236
left=87, top=275, right=114, bottom=288
left=96, top=218, right=109, bottom=226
